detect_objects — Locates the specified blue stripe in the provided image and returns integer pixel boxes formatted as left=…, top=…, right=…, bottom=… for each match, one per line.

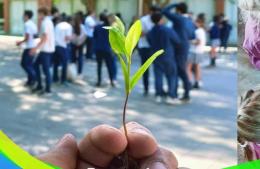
left=0, top=152, right=21, bottom=169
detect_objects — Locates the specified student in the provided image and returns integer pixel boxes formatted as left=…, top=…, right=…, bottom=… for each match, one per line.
left=187, top=15, right=207, bottom=89
left=238, top=89, right=260, bottom=162
left=220, top=18, right=232, bottom=53
left=16, top=10, right=37, bottom=87
left=71, top=13, right=87, bottom=78
left=107, top=14, right=118, bottom=83
left=84, top=10, right=96, bottom=60
left=147, top=12, right=180, bottom=104
left=93, top=13, right=115, bottom=87
left=209, top=15, right=221, bottom=67
left=138, top=5, right=160, bottom=96
left=53, top=15, right=73, bottom=85
left=30, top=7, right=55, bottom=95
left=162, top=2, right=195, bottom=103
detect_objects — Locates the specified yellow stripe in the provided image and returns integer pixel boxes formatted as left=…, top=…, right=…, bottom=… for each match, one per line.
left=0, top=130, right=59, bottom=169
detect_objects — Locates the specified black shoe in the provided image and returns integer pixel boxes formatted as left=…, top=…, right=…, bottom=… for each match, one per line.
left=31, top=87, right=43, bottom=93
left=95, top=82, right=101, bottom=87
left=38, top=90, right=52, bottom=96
left=143, top=91, right=149, bottom=97
left=180, top=96, right=191, bottom=103
left=192, top=82, right=200, bottom=89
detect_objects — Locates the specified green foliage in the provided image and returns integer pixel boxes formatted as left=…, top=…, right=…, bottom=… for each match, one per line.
left=104, top=17, right=164, bottom=94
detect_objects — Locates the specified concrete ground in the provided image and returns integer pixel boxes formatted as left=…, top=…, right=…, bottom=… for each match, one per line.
left=0, top=36, right=237, bottom=169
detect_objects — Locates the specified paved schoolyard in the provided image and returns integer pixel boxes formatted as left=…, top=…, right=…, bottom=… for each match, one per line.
left=0, top=36, right=237, bottom=169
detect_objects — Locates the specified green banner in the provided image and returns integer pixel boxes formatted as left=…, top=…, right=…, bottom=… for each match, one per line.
left=224, top=160, right=260, bottom=169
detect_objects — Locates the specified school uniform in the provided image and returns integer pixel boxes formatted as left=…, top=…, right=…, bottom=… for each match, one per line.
left=162, top=4, right=195, bottom=99
left=93, top=23, right=114, bottom=85
left=188, top=27, right=207, bottom=64
left=220, top=21, right=232, bottom=50
left=34, top=16, right=55, bottom=93
left=21, top=19, right=37, bottom=86
left=147, top=25, right=180, bottom=98
left=209, top=22, right=221, bottom=47
left=138, top=14, right=154, bottom=93
left=71, top=24, right=86, bottom=75
left=53, top=21, right=72, bottom=83
left=85, top=15, right=96, bottom=59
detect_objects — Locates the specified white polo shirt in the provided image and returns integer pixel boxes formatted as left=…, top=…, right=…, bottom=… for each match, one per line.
left=40, top=17, right=55, bottom=53
left=138, top=15, right=154, bottom=48
left=24, top=20, right=37, bottom=49
left=191, top=28, right=207, bottom=54
left=55, top=22, right=72, bottom=48
left=84, top=15, right=96, bottom=38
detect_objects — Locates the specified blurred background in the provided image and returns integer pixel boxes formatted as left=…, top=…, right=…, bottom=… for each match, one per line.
left=0, top=0, right=237, bottom=44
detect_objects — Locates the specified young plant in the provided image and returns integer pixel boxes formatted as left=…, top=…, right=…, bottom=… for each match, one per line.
left=105, top=19, right=164, bottom=168
left=105, top=17, right=164, bottom=141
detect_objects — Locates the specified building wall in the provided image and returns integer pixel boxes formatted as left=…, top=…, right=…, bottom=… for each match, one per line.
left=9, top=0, right=38, bottom=35
left=3, top=0, right=237, bottom=44
left=53, top=0, right=86, bottom=15
left=96, top=0, right=138, bottom=28
left=225, top=0, right=237, bottom=45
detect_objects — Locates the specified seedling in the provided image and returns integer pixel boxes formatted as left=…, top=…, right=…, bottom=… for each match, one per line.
left=104, top=17, right=164, bottom=168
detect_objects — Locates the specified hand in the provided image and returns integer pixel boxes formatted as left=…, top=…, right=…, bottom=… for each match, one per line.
left=38, top=122, right=178, bottom=169
left=16, top=41, right=22, bottom=46
left=30, top=48, right=37, bottom=56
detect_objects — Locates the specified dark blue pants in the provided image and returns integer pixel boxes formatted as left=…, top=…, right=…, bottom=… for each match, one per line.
left=154, top=60, right=177, bottom=98
left=96, top=50, right=114, bottom=84
left=175, top=48, right=191, bottom=98
left=86, top=37, right=94, bottom=59
left=111, top=54, right=117, bottom=81
left=72, top=44, right=84, bottom=75
left=34, top=52, right=52, bottom=92
left=53, top=46, right=68, bottom=83
left=138, top=48, right=151, bottom=92
left=21, top=49, right=36, bottom=85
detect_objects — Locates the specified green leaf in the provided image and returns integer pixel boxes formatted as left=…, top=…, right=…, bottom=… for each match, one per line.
left=117, top=54, right=129, bottom=93
left=108, top=28, right=126, bottom=55
left=129, top=50, right=164, bottom=91
left=114, top=16, right=125, bottom=35
left=125, top=20, right=142, bottom=63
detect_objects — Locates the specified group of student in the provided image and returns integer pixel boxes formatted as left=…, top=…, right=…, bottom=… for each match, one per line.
left=138, top=3, right=232, bottom=104
left=16, top=2, right=232, bottom=104
left=16, top=7, right=118, bottom=95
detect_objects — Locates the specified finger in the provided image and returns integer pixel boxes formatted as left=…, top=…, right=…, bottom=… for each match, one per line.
left=121, top=122, right=158, bottom=159
left=78, top=124, right=127, bottom=168
left=139, top=147, right=178, bottom=169
left=38, top=134, right=78, bottom=169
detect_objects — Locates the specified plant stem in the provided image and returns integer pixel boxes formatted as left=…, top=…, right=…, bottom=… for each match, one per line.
left=123, top=93, right=129, bottom=140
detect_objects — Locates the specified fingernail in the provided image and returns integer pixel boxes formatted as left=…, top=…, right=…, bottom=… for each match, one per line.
left=130, top=127, right=152, bottom=137
left=149, top=162, right=168, bottom=169
left=56, top=133, right=75, bottom=147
